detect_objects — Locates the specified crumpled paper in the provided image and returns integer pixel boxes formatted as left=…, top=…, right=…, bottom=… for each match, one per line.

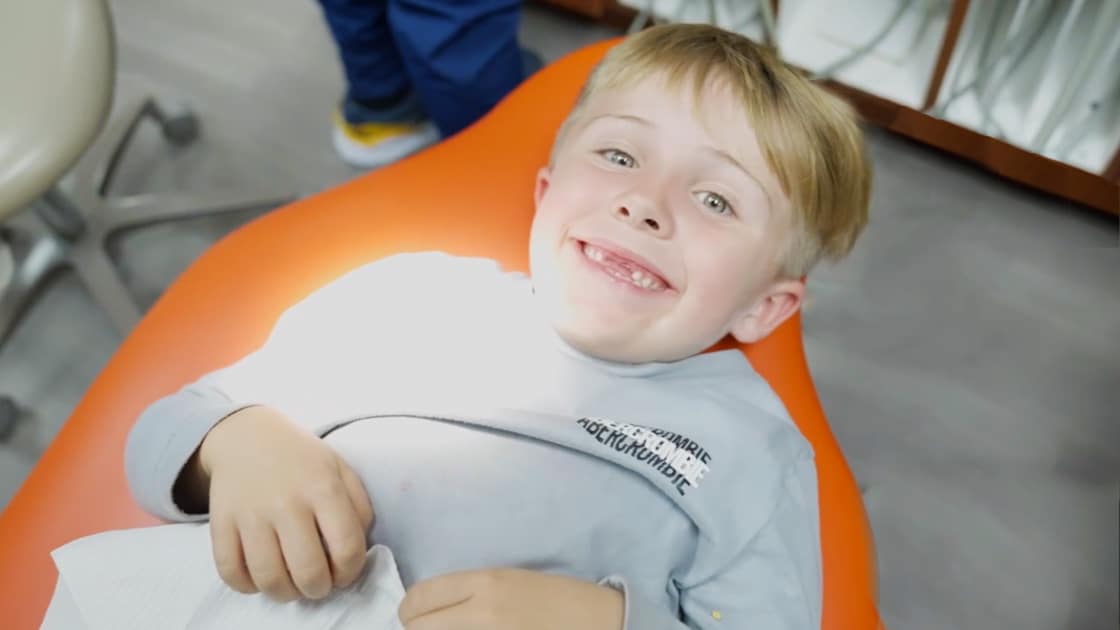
left=44, top=522, right=405, bottom=630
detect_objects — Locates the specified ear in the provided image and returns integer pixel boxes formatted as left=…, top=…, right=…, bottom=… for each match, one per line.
left=534, top=166, right=552, bottom=208
left=729, top=279, right=805, bottom=344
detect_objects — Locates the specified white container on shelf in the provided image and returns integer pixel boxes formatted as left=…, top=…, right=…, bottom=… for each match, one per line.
left=1050, top=68, right=1120, bottom=174
left=932, top=0, right=1120, bottom=174
left=1031, top=2, right=1120, bottom=174
left=775, top=0, right=953, bottom=109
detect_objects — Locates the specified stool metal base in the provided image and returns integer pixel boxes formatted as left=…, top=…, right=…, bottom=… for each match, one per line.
left=0, top=97, right=294, bottom=433
left=0, top=96, right=293, bottom=342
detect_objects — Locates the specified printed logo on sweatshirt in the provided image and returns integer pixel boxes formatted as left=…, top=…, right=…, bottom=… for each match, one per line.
left=576, top=417, right=712, bottom=496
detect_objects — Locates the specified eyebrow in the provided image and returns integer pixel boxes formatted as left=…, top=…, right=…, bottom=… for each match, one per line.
left=584, top=113, right=654, bottom=128
left=702, top=146, right=772, bottom=213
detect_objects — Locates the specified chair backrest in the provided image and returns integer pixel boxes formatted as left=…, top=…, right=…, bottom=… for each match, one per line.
left=0, top=0, right=114, bottom=218
left=0, top=39, right=882, bottom=629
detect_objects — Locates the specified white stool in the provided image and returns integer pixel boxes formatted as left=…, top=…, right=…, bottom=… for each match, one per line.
left=0, top=0, right=293, bottom=439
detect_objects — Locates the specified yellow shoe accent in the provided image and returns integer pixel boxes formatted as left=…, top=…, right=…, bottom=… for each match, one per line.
left=333, top=111, right=423, bottom=147
left=331, top=110, right=441, bottom=169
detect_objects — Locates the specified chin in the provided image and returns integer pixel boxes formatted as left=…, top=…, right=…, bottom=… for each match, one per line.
left=554, top=317, right=635, bottom=361
left=555, top=319, right=678, bottom=364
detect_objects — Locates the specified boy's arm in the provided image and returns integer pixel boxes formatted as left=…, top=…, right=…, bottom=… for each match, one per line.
left=124, top=252, right=468, bottom=521
left=169, top=405, right=262, bottom=514
left=399, top=461, right=821, bottom=630
left=601, top=462, right=822, bottom=630
left=123, top=283, right=354, bottom=521
left=124, top=381, right=258, bottom=521
left=123, top=269, right=335, bottom=521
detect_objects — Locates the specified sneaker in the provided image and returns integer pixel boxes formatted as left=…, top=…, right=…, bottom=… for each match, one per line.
left=332, top=110, right=441, bottom=170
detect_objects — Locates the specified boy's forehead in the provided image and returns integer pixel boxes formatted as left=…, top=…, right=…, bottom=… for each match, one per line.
left=586, top=73, right=733, bottom=115
left=581, top=75, right=753, bottom=148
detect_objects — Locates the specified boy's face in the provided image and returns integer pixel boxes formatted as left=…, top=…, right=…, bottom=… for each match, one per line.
left=528, top=74, right=805, bottom=364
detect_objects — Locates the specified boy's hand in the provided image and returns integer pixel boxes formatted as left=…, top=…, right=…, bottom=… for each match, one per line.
left=398, top=568, right=624, bottom=630
left=199, top=406, right=375, bottom=602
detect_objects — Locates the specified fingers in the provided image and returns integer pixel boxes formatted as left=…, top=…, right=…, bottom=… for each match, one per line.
left=274, top=507, right=334, bottom=600
left=207, top=441, right=375, bottom=603
left=338, top=460, right=375, bottom=531
left=211, top=516, right=255, bottom=594
left=316, top=470, right=372, bottom=589
left=240, top=518, right=301, bottom=602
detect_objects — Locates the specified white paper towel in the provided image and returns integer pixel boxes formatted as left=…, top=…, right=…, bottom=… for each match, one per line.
left=44, top=523, right=405, bottom=630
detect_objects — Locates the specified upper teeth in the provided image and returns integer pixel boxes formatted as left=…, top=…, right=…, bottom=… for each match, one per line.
left=583, top=244, right=664, bottom=290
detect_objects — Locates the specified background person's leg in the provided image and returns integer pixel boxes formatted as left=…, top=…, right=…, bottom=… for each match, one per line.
left=317, top=0, right=412, bottom=113
left=388, top=0, right=536, bottom=138
left=316, top=0, right=440, bottom=168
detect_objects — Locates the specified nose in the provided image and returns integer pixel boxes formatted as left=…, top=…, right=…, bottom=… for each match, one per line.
left=613, top=198, right=673, bottom=238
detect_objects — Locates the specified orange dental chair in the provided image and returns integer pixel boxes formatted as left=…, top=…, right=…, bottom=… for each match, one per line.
left=0, top=40, right=883, bottom=629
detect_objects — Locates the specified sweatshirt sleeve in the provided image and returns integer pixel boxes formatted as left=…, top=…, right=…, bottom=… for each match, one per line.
left=123, top=252, right=469, bottom=522
left=123, top=381, right=253, bottom=521
left=598, top=457, right=823, bottom=630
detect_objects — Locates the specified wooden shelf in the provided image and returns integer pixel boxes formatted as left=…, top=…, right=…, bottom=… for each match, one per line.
left=825, top=80, right=1119, bottom=214
left=1106, top=149, right=1120, bottom=184
left=776, top=0, right=954, bottom=110
left=933, top=0, right=1120, bottom=176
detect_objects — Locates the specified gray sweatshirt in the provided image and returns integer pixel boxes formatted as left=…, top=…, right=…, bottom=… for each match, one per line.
left=125, top=252, right=822, bottom=629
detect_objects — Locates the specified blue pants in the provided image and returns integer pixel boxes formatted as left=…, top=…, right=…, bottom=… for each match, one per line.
left=317, top=0, right=526, bottom=137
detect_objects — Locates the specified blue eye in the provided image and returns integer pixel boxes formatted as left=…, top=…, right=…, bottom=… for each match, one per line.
left=600, top=148, right=636, bottom=168
left=696, top=191, right=734, bottom=216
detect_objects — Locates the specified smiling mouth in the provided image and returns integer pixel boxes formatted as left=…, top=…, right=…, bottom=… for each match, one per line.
left=577, top=240, right=672, bottom=292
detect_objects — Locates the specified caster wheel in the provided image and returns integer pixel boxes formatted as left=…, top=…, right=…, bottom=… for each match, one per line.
left=162, top=109, right=200, bottom=146
left=0, top=397, right=17, bottom=443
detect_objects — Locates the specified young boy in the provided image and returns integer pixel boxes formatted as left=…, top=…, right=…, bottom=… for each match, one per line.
left=124, top=23, right=870, bottom=630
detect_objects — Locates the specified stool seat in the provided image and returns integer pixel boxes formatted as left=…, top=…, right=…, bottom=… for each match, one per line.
left=0, top=0, right=113, bottom=218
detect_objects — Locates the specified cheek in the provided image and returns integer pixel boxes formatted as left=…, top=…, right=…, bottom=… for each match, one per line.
left=544, top=165, right=617, bottom=216
left=684, top=276, right=737, bottom=321
left=534, top=189, right=573, bottom=231
left=679, top=241, right=753, bottom=312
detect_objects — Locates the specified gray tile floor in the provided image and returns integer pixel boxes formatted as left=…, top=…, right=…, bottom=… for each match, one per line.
left=1, top=1, right=1117, bottom=629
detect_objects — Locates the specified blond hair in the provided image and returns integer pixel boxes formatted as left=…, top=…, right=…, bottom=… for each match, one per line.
left=552, top=24, right=872, bottom=279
